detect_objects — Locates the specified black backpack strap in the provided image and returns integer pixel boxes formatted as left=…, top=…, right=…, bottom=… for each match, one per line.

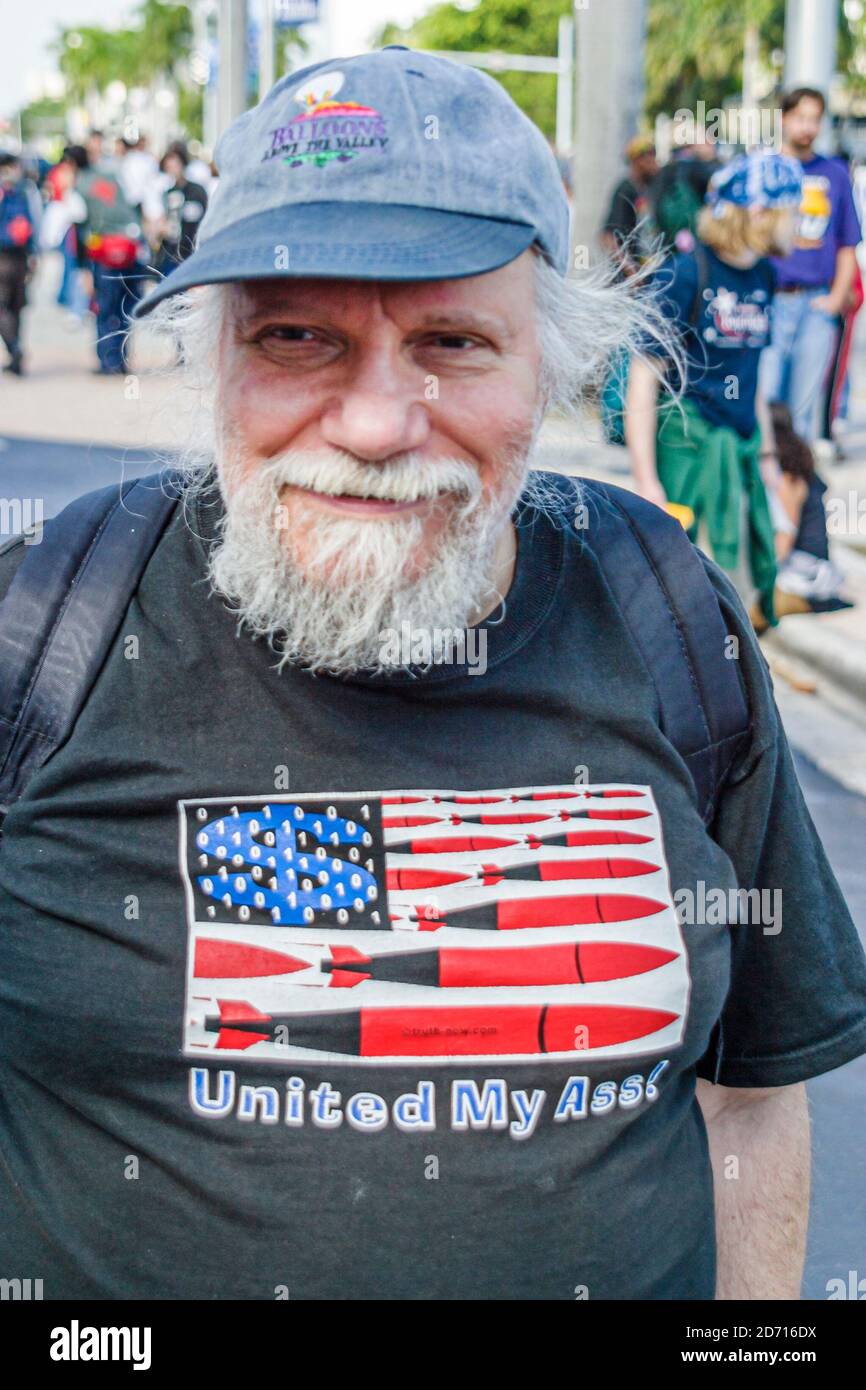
left=0, top=470, right=181, bottom=825
left=573, top=477, right=750, bottom=824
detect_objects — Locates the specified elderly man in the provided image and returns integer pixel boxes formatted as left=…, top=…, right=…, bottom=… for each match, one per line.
left=0, top=48, right=864, bottom=1303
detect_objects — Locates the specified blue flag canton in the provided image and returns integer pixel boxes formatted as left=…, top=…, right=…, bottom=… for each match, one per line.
left=191, top=799, right=384, bottom=927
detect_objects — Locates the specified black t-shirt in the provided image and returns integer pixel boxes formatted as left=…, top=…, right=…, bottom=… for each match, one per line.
left=0, top=482, right=864, bottom=1300
left=159, top=179, right=207, bottom=264
left=603, top=177, right=647, bottom=242
left=602, top=176, right=654, bottom=264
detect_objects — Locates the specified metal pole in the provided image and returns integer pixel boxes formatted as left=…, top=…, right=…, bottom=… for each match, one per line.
left=260, top=0, right=275, bottom=100
left=783, top=0, right=839, bottom=151
left=318, top=0, right=333, bottom=61
left=570, top=0, right=648, bottom=265
left=784, top=0, right=839, bottom=90
left=555, top=15, right=575, bottom=156
left=218, top=0, right=248, bottom=134
left=742, top=22, right=760, bottom=111
left=193, top=1, right=219, bottom=151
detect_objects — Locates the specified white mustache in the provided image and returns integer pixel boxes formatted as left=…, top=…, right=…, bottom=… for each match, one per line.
left=253, top=449, right=484, bottom=506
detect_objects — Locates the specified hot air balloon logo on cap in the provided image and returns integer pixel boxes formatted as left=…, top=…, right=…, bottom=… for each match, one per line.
left=263, top=69, right=389, bottom=168
left=294, top=71, right=379, bottom=121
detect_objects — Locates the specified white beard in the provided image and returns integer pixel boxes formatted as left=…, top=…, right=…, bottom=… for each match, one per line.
left=206, top=446, right=531, bottom=674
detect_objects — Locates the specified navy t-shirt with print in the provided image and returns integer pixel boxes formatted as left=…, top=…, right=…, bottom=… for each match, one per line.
left=0, top=480, right=864, bottom=1301
left=652, top=246, right=775, bottom=438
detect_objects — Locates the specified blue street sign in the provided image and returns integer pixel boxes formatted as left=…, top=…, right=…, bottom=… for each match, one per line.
left=275, top=0, right=320, bottom=26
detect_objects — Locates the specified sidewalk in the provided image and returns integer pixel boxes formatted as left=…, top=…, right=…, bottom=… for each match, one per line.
left=0, top=254, right=188, bottom=451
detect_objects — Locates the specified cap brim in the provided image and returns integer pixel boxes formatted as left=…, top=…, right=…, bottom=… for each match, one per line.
left=134, top=202, right=537, bottom=317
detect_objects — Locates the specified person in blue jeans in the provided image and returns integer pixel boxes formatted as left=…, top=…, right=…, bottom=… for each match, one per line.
left=77, top=149, right=147, bottom=375
left=760, top=87, right=862, bottom=441
left=90, top=261, right=143, bottom=373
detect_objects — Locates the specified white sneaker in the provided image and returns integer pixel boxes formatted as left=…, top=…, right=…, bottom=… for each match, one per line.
left=812, top=438, right=835, bottom=466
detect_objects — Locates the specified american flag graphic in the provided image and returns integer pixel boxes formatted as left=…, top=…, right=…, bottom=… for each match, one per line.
left=180, top=785, right=689, bottom=1066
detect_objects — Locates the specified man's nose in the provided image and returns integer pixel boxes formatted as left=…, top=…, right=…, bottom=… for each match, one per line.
left=318, top=355, right=432, bottom=461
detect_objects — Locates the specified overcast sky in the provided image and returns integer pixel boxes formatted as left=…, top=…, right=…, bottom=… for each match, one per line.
left=0, top=0, right=433, bottom=120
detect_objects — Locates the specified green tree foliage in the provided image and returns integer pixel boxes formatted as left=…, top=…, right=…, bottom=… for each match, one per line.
left=646, top=0, right=866, bottom=116
left=18, top=97, right=68, bottom=148
left=52, top=1, right=308, bottom=140
left=55, top=1, right=195, bottom=102
left=380, top=0, right=866, bottom=134
left=132, top=0, right=196, bottom=75
left=378, top=0, right=572, bottom=139
left=55, top=28, right=144, bottom=103
left=645, top=0, right=784, bottom=116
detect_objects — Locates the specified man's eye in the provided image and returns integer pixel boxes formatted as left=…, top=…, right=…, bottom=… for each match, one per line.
left=425, top=334, right=480, bottom=351
left=258, top=326, right=318, bottom=344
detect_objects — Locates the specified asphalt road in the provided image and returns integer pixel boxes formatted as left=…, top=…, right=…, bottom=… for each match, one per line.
left=0, top=434, right=157, bottom=522
left=795, top=754, right=866, bottom=1299
left=1, top=435, right=864, bottom=1299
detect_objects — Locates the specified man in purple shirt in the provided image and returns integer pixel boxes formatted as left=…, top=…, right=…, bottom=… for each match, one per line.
left=760, top=87, right=862, bottom=441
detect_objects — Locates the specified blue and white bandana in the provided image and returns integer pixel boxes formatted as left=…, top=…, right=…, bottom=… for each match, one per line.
left=707, top=151, right=802, bottom=211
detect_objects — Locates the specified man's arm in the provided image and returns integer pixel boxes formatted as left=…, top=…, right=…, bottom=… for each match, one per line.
left=754, top=388, right=777, bottom=464
left=625, top=355, right=666, bottom=506
left=696, top=1078, right=810, bottom=1300
left=812, top=244, right=857, bottom=317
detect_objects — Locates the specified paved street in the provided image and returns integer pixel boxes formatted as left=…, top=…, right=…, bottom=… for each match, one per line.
left=795, top=754, right=866, bottom=1296
left=0, top=435, right=156, bottom=516
left=1, top=255, right=865, bottom=1296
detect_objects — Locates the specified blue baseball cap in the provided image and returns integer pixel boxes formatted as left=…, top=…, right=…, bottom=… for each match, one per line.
left=707, top=150, right=803, bottom=211
left=135, top=46, right=570, bottom=317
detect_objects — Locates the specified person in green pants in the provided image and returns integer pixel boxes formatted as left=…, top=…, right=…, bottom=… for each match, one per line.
left=625, top=150, right=803, bottom=626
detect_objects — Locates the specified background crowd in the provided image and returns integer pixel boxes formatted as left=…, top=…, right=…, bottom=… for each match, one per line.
left=0, top=133, right=214, bottom=376
left=602, top=86, right=862, bottom=636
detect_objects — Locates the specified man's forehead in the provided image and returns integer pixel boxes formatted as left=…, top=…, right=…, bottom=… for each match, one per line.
left=230, top=256, right=534, bottom=321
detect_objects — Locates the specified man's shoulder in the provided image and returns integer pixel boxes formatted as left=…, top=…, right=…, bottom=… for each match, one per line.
left=613, top=176, right=638, bottom=201
left=804, top=154, right=847, bottom=183
left=0, top=473, right=184, bottom=609
left=0, top=537, right=27, bottom=603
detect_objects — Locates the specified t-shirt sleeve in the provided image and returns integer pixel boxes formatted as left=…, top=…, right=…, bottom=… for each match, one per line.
left=835, top=170, right=862, bottom=249
left=695, top=558, right=866, bottom=1087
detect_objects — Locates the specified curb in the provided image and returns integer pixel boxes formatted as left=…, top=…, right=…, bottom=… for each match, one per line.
left=764, top=542, right=866, bottom=709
